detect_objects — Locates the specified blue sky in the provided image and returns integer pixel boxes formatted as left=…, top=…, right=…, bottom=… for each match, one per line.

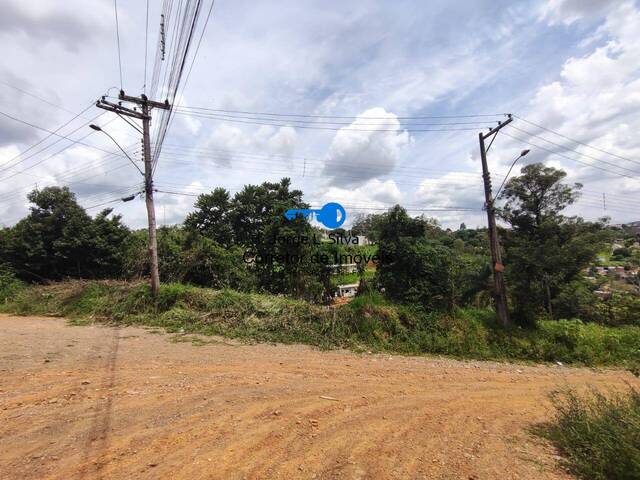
left=0, top=0, right=638, bottom=229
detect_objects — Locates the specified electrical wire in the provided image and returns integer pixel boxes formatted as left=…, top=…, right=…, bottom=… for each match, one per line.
left=153, top=0, right=215, bottom=175
left=0, top=103, right=96, bottom=172
left=177, top=0, right=215, bottom=100
left=151, top=0, right=204, bottom=172
left=144, top=0, right=149, bottom=93
left=508, top=124, right=640, bottom=176
left=0, top=117, right=133, bottom=186
left=0, top=80, right=81, bottom=117
left=154, top=189, right=480, bottom=212
left=114, top=0, right=123, bottom=89
left=0, top=108, right=119, bottom=158
left=171, top=108, right=498, bottom=127
left=173, top=105, right=507, bottom=120
left=170, top=111, right=490, bottom=132
left=499, top=130, right=638, bottom=180
left=513, top=114, right=640, bottom=166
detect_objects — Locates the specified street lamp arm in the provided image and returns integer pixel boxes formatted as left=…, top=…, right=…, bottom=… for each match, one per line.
left=494, top=149, right=531, bottom=200
left=89, top=124, right=144, bottom=176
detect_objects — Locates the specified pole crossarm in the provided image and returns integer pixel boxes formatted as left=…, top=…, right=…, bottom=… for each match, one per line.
left=481, top=114, right=513, bottom=140
left=95, top=99, right=148, bottom=120
left=119, top=91, right=170, bottom=110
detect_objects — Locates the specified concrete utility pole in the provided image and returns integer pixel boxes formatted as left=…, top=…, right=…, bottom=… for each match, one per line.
left=479, top=115, right=513, bottom=326
left=96, top=91, right=170, bottom=297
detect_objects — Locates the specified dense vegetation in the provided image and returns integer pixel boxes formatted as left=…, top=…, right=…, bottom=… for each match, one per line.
left=0, top=162, right=638, bottom=331
left=2, top=280, right=640, bottom=368
left=539, top=388, right=640, bottom=480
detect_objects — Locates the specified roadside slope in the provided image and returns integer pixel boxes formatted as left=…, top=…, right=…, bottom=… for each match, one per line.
left=1, top=314, right=637, bottom=480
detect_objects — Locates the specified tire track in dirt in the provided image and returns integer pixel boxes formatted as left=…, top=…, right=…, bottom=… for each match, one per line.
left=77, top=326, right=121, bottom=479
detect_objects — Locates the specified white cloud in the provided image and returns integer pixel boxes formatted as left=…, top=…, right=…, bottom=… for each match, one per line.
left=2, top=0, right=640, bottom=230
left=321, top=108, right=410, bottom=187
left=495, top=1, right=640, bottom=223
left=200, top=124, right=298, bottom=167
left=415, top=173, right=484, bottom=208
left=540, top=0, right=621, bottom=25
left=312, top=178, right=402, bottom=226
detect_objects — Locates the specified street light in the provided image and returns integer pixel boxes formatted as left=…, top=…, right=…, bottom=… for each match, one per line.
left=494, top=149, right=531, bottom=200
left=89, top=124, right=144, bottom=175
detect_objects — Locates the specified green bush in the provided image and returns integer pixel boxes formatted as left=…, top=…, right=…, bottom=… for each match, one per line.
left=541, top=388, right=640, bottom=480
left=3, top=281, right=640, bottom=366
left=0, top=265, right=23, bottom=303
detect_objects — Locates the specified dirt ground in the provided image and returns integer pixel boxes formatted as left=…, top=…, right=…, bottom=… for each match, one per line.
left=0, top=315, right=637, bottom=480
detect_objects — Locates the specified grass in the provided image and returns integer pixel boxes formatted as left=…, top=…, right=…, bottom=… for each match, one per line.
left=537, top=388, right=640, bottom=480
left=332, top=268, right=375, bottom=286
left=2, top=280, right=640, bottom=368
left=0, top=268, right=24, bottom=304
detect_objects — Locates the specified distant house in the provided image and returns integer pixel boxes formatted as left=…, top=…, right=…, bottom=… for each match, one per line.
left=594, top=265, right=639, bottom=279
left=336, top=283, right=359, bottom=297
left=622, top=221, right=640, bottom=234
left=329, top=263, right=358, bottom=274
left=594, top=289, right=612, bottom=300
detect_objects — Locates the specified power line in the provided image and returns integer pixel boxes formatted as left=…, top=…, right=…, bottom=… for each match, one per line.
left=499, top=130, right=637, bottom=180
left=154, top=0, right=216, bottom=176
left=508, top=124, right=640, bottom=176
left=144, top=0, right=149, bottom=93
left=513, top=114, right=640, bottom=166
left=171, top=108, right=498, bottom=127
left=0, top=108, right=120, bottom=158
left=179, top=0, right=216, bottom=99
left=0, top=80, right=80, bottom=117
left=154, top=189, right=479, bottom=212
left=0, top=116, right=137, bottom=186
left=172, top=105, right=507, bottom=120
left=150, top=143, right=640, bottom=201
left=0, top=103, right=96, bottom=172
left=114, top=0, right=123, bottom=89
left=170, top=111, right=491, bottom=132
left=151, top=0, right=205, bottom=173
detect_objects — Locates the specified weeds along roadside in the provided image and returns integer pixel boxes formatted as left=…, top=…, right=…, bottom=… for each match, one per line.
left=2, top=279, right=640, bottom=370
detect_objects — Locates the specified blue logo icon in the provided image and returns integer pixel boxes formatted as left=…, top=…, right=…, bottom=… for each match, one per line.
left=285, top=202, right=346, bottom=229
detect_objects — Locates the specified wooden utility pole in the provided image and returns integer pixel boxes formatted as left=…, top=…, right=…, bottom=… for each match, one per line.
left=96, top=91, right=170, bottom=297
left=479, top=115, right=513, bottom=326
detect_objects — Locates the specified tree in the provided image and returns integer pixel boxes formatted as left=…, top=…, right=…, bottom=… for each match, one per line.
left=184, top=188, right=234, bottom=247
left=376, top=206, right=457, bottom=310
left=90, top=209, right=131, bottom=278
left=4, top=187, right=131, bottom=281
left=183, top=178, right=324, bottom=298
left=500, top=163, right=581, bottom=232
left=498, top=163, right=608, bottom=325
left=7, top=187, right=95, bottom=280
left=180, top=235, right=253, bottom=290
left=351, top=213, right=385, bottom=241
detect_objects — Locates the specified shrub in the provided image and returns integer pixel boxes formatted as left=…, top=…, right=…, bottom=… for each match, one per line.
left=0, top=265, right=23, bottom=303
left=541, top=388, right=640, bottom=480
left=3, top=281, right=640, bottom=366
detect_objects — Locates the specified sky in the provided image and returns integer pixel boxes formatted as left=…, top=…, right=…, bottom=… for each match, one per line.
left=0, top=0, right=639, bottom=230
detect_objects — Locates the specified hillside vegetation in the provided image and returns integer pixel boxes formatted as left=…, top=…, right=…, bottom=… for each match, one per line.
left=3, top=280, right=640, bottom=368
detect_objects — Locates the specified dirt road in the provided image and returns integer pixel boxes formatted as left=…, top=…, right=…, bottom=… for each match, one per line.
left=0, top=315, right=637, bottom=480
